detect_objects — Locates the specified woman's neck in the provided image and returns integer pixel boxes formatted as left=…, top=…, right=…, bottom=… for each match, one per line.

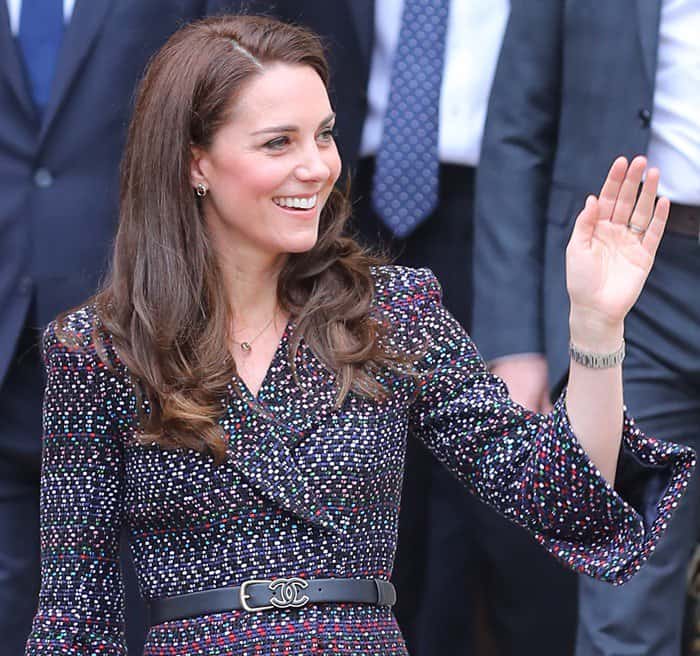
left=217, top=249, right=287, bottom=332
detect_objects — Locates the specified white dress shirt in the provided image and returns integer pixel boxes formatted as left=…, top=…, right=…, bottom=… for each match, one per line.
left=646, top=0, right=700, bottom=205
left=6, top=0, right=75, bottom=34
left=360, top=0, right=510, bottom=166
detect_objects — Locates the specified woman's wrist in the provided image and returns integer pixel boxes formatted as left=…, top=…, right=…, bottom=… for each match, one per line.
left=569, top=306, right=624, bottom=353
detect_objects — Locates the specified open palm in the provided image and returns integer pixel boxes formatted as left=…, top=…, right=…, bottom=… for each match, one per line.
left=566, top=156, right=669, bottom=325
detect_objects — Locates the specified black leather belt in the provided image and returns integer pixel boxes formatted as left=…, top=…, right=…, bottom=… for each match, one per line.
left=148, top=577, right=397, bottom=625
left=667, top=202, right=700, bottom=241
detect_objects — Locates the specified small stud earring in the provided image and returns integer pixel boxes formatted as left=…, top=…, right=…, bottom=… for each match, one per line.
left=195, top=183, right=208, bottom=198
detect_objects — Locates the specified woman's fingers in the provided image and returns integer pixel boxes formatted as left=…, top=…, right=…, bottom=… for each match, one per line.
left=587, top=156, right=667, bottom=258
left=642, top=196, right=670, bottom=257
left=627, top=167, right=660, bottom=235
left=611, top=155, right=647, bottom=225
left=597, top=156, right=628, bottom=221
left=571, top=195, right=599, bottom=246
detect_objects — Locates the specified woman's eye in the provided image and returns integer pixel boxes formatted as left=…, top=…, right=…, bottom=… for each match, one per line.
left=264, top=136, right=290, bottom=150
left=318, top=127, right=337, bottom=142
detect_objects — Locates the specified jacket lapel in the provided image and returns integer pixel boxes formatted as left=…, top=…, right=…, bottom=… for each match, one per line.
left=347, top=0, right=374, bottom=66
left=0, top=1, right=35, bottom=116
left=635, top=0, right=662, bottom=87
left=223, top=384, right=338, bottom=533
left=38, top=0, right=113, bottom=145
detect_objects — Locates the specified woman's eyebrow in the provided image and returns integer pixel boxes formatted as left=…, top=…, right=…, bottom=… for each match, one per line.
left=251, top=112, right=336, bottom=136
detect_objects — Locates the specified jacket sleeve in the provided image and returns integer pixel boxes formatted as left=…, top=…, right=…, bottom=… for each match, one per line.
left=471, top=0, right=563, bottom=360
left=408, top=269, right=696, bottom=585
left=25, top=320, right=127, bottom=654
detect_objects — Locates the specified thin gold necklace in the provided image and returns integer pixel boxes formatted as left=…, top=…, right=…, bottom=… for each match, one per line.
left=231, top=313, right=276, bottom=353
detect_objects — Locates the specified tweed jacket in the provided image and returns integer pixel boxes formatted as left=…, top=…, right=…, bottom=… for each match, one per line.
left=25, top=266, right=694, bottom=655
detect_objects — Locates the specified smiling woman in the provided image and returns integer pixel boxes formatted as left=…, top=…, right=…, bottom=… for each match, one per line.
left=25, top=12, right=696, bottom=656
left=189, top=62, right=344, bottom=396
left=86, top=16, right=414, bottom=463
left=190, top=65, right=340, bottom=262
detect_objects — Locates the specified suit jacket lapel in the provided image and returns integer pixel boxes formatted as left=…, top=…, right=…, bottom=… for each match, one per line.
left=635, top=0, right=662, bottom=87
left=0, top=1, right=35, bottom=116
left=347, top=0, right=374, bottom=66
left=38, top=0, right=113, bottom=144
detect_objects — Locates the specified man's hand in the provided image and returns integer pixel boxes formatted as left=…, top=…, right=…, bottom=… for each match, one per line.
left=490, top=354, right=552, bottom=413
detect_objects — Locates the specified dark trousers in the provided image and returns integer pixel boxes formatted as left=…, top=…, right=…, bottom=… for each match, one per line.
left=576, top=232, right=700, bottom=656
left=0, top=315, right=147, bottom=655
left=353, top=158, right=577, bottom=655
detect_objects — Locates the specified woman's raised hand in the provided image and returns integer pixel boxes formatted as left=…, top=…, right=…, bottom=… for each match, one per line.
left=566, top=156, right=669, bottom=349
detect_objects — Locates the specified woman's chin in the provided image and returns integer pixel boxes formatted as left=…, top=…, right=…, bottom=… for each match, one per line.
left=280, top=231, right=320, bottom=254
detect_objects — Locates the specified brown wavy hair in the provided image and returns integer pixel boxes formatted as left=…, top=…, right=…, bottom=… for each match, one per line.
left=79, top=15, right=415, bottom=463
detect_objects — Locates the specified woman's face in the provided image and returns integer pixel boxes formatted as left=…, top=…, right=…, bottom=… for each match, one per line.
left=191, top=63, right=341, bottom=269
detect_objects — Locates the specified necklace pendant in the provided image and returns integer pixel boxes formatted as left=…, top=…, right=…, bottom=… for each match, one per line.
left=240, top=341, right=252, bottom=352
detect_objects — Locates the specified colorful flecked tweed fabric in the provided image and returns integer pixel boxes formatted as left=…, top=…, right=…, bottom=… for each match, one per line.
left=25, top=266, right=695, bottom=655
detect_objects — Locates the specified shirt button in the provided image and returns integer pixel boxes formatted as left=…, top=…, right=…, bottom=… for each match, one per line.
left=638, top=108, right=651, bottom=127
left=33, top=167, right=54, bottom=188
left=19, top=276, right=32, bottom=294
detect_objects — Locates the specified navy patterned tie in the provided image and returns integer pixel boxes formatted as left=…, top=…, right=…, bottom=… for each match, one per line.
left=372, top=0, right=450, bottom=238
left=18, top=0, right=65, bottom=114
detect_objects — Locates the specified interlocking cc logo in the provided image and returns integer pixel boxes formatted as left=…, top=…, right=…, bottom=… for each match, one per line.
left=269, top=577, right=309, bottom=609
left=240, top=577, right=311, bottom=612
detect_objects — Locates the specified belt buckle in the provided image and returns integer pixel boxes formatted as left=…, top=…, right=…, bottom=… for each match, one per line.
left=240, top=577, right=310, bottom=612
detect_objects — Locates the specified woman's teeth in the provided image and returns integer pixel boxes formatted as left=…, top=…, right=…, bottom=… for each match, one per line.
left=273, top=194, right=318, bottom=210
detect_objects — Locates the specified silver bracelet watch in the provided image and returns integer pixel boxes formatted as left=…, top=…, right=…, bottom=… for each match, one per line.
left=569, top=339, right=626, bottom=369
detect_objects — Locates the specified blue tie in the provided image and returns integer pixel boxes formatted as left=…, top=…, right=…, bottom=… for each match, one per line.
left=18, top=0, right=65, bottom=114
left=372, top=0, right=449, bottom=238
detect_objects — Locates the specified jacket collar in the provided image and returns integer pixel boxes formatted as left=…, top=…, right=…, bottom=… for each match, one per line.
left=635, top=0, right=662, bottom=87
left=0, top=0, right=34, bottom=115
left=38, top=0, right=113, bottom=144
left=347, top=0, right=374, bottom=67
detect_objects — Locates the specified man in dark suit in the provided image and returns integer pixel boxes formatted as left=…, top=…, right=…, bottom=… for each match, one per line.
left=474, top=2, right=700, bottom=654
left=0, top=2, right=244, bottom=652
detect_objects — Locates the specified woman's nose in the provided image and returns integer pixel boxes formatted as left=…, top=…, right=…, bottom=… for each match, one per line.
left=295, top=144, right=331, bottom=181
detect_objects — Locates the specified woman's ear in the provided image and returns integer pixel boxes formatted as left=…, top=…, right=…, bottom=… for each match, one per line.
left=189, top=145, right=208, bottom=190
